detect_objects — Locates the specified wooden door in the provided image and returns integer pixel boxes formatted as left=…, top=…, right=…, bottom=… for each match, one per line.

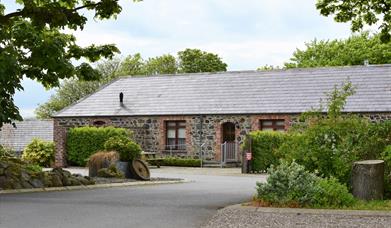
left=222, top=122, right=235, bottom=143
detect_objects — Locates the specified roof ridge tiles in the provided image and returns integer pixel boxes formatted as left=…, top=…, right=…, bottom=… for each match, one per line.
left=115, top=64, right=391, bottom=79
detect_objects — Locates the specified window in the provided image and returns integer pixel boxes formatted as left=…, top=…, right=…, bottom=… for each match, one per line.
left=92, top=120, right=106, bottom=126
left=260, top=120, right=285, bottom=131
left=166, top=121, right=186, bottom=150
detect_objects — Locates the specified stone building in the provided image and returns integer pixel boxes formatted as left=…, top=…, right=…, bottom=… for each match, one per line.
left=53, top=65, right=391, bottom=167
left=0, top=120, right=53, bottom=156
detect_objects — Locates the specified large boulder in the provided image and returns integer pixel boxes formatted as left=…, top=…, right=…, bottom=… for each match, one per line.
left=0, top=158, right=94, bottom=190
left=29, top=179, right=44, bottom=188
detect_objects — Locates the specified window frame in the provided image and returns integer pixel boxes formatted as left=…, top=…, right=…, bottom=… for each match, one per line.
left=260, top=119, right=285, bottom=131
left=165, top=121, right=186, bottom=150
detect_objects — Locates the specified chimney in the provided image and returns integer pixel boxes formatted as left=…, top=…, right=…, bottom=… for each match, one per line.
left=364, top=59, right=369, bottom=66
left=119, top=92, right=124, bottom=104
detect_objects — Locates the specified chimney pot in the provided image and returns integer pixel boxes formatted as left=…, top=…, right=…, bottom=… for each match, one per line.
left=119, top=92, right=124, bottom=103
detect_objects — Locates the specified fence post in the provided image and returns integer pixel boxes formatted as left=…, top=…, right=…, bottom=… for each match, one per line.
left=221, top=142, right=226, bottom=168
left=241, top=137, right=252, bottom=174
left=242, top=150, right=247, bottom=173
left=220, top=143, right=223, bottom=168
left=247, top=137, right=254, bottom=173
left=200, top=144, right=202, bottom=168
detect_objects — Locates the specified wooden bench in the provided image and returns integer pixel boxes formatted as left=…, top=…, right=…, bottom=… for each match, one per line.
left=142, top=151, right=157, bottom=159
left=146, top=158, right=165, bottom=168
left=141, top=152, right=163, bottom=168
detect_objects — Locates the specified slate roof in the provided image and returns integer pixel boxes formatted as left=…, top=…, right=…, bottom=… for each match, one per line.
left=0, top=120, right=53, bottom=152
left=54, top=64, right=391, bottom=117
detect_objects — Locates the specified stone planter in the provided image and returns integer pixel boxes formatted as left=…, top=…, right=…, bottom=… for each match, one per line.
left=115, top=161, right=133, bottom=178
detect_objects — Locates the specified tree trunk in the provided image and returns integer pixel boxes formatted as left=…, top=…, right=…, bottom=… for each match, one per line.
left=352, top=160, right=384, bottom=200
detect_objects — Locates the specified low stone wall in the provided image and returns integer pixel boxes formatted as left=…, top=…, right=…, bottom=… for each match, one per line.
left=0, top=158, right=94, bottom=190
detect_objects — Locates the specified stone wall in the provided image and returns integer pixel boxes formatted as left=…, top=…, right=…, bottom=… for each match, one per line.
left=361, top=113, right=391, bottom=122
left=53, top=112, right=391, bottom=167
left=53, top=114, right=291, bottom=167
left=288, top=113, right=391, bottom=126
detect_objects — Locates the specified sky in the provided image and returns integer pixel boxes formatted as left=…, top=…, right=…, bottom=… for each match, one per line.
left=11, top=0, right=354, bottom=118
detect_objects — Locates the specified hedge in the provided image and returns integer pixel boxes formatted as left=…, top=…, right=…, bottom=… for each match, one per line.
left=67, top=126, right=133, bottom=166
left=147, top=157, right=201, bottom=167
left=243, top=131, right=287, bottom=172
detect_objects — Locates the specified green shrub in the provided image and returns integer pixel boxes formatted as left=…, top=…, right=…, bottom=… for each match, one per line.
left=67, top=126, right=133, bottom=166
left=381, top=145, right=391, bottom=197
left=103, top=136, right=142, bottom=162
left=22, top=138, right=55, bottom=167
left=148, top=157, right=201, bottom=167
left=256, top=160, right=319, bottom=206
left=243, top=131, right=287, bottom=172
left=0, top=145, right=16, bottom=159
left=97, top=164, right=124, bottom=178
left=382, top=145, right=391, bottom=168
left=353, top=120, right=391, bottom=160
left=256, top=161, right=355, bottom=208
left=25, top=164, right=43, bottom=173
left=276, top=82, right=391, bottom=186
left=312, top=177, right=355, bottom=208
left=252, top=82, right=391, bottom=199
left=280, top=117, right=391, bottom=186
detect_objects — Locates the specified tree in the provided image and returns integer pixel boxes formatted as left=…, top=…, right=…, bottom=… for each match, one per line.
left=284, top=32, right=391, bottom=68
left=35, top=79, right=102, bottom=119
left=0, top=1, right=142, bottom=127
left=178, top=48, right=227, bottom=73
left=117, top=49, right=227, bottom=75
left=316, top=0, right=391, bottom=42
left=257, top=65, right=281, bottom=71
left=95, top=57, right=122, bottom=81
left=116, top=53, right=146, bottom=76
left=116, top=53, right=177, bottom=76
left=144, top=54, right=177, bottom=75
left=35, top=58, right=121, bottom=119
left=35, top=49, right=228, bottom=118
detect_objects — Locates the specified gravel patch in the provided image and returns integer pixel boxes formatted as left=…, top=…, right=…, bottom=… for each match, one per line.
left=202, top=205, right=391, bottom=228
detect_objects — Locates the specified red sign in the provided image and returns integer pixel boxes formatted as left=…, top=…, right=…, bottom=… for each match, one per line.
left=246, top=152, right=252, bottom=160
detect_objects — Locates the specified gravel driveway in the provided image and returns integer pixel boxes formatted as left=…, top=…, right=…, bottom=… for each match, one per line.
left=202, top=205, right=391, bottom=228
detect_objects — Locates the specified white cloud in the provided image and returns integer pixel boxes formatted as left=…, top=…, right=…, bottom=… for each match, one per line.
left=71, top=0, right=351, bottom=70
left=14, top=0, right=354, bottom=113
left=19, top=108, right=36, bottom=119
left=197, top=40, right=306, bottom=69
left=75, top=29, right=305, bottom=69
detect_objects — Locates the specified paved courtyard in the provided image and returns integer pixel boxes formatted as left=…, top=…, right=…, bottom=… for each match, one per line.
left=2, top=167, right=391, bottom=227
left=0, top=167, right=265, bottom=228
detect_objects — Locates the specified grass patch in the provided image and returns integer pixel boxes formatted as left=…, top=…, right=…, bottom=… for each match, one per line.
left=347, top=200, right=391, bottom=211
left=250, top=199, right=391, bottom=211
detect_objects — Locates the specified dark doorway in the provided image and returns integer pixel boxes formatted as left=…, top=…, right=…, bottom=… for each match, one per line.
left=222, top=122, right=235, bottom=143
